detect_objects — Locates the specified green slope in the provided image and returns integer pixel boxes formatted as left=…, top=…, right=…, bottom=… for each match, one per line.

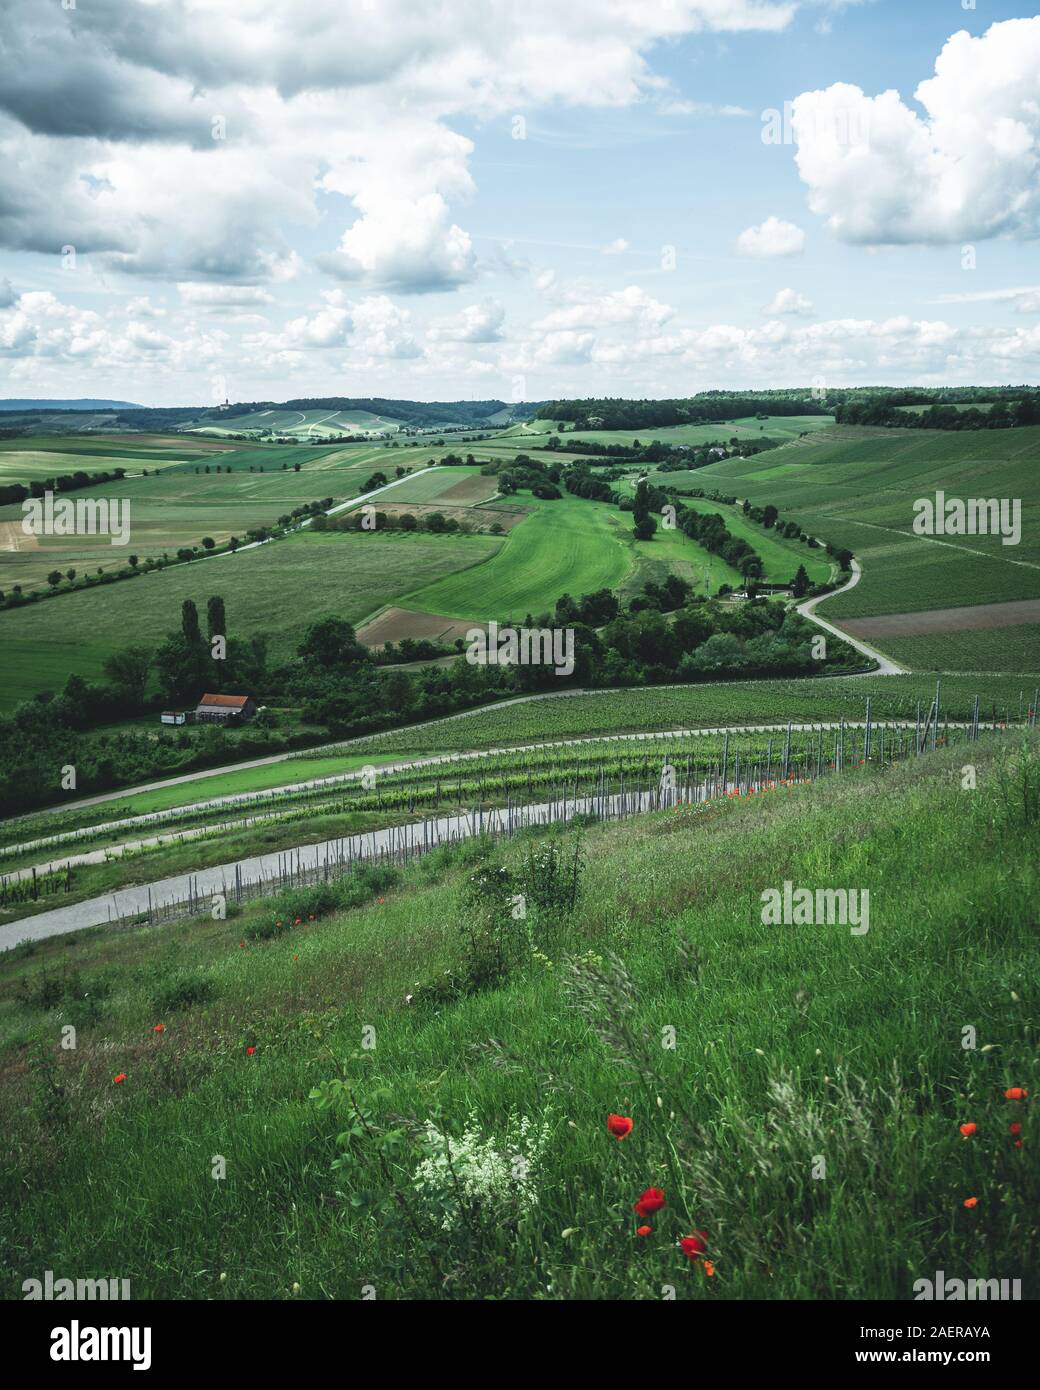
left=0, top=736, right=1035, bottom=1299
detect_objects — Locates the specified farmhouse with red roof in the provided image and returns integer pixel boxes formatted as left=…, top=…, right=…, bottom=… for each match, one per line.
left=194, top=693, right=257, bottom=724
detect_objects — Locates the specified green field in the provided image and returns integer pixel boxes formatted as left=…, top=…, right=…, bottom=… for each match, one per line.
left=0, top=736, right=1035, bottom=1299
left=696, top=425, right=1040, bottom=619
left=0, top=433, right=235, bottom=486
left=6, top=420, right=1039, bottom=713
left=631, top=491, right=833, bottom=588
left=347, top=672, right=1037, bottom=758
left=0, top=531, right=502, bottom=707
left=187, top=407, right=411, bottom=439
left=0, top=440, right=436, bottom=592
left=413, top=495, right=635, bottom=620
left=360, top=465, right=491, bottom=506
left=497, top=415, right=834, bottom=450
left=874, top=625, right=1040, bottom=675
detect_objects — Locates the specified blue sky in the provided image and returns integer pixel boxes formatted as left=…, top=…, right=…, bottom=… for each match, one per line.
left=0, top=0, right=1038, bottom=404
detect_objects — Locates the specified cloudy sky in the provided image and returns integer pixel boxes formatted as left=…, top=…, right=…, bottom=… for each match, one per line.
left=1, top=0, right=1039, bottom=406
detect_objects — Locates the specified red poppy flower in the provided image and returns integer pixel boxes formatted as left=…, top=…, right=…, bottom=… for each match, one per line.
left=959, top=1122, right=977, bottom=1137
left=239, top=941, right=246, bottom=949
left=636, top=1225, right=653, bottom=1238
left=245, top=1045, right=256, bottom=1055
left=113, top=1073, right=126, bottom=1084
left=153, top=1023, right=165, bottom=1033
left=293, top=918, right=301, bottom=926
left=1014, top=1139, right=1023, bottom=1149
left=963, top=1197, right=978, bottom=1209
left=633, top=1187, right=666, bottom=1218
left=1005, top=1087, right=1028, bottom=1100
left=607, top=1113, right=633, bottom=1140
left=680, top=1230, right=709, bottom=1260
left=703, top=1260, right=716, bottom=1277
left=1010, top=1122, right=1022, bottom=1135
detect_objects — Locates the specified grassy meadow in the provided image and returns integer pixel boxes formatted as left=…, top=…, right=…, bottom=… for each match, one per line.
left=0, top=735, right=1035, bottom=1299
left=0, top=530, right=501, bottom=708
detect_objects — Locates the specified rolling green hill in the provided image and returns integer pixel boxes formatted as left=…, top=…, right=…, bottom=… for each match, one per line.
left=692, top=425, right=1040, bottom=672
left=0, top=531, right=502, bottom=708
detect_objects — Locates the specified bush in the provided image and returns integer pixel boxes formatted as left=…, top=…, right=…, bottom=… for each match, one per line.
left=516, top=837, right=584, bottom=943
left=458, top=860, right=528, bottom=991
left=250, top=865, right=402, bottom=940
left=151, top=970, right=216, bottom=1013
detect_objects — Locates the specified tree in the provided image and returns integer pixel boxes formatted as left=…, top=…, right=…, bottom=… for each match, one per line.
left=154, top=632, right=208, bottom=704
left=65, top=568, right=76, bottom=583
left=791, top=564, right=810, bottom=598
left=202, top=537, right=215, bottom=550
left=181, top=599, right=202, bottom=645
left=103, top=645, right=152, bottom=705
left=47, top=570, right=62, bottom=588
left=128, top=554, right=139, bottom=568
left=207, top=595, right=226, bottom=641
left=297, top=617, right=369, bottom=670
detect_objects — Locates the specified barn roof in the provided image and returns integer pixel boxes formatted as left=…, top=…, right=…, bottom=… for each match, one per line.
left=198, top=693, right=251, bottom=708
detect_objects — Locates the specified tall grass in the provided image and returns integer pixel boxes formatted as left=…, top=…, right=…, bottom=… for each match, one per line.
left=0, top=739, right=1036, bottom=1300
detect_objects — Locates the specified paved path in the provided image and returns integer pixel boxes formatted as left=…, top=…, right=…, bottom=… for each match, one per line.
left=0, top=787, right=673, bottom=950
left=796, top=559, right=906, bottom=676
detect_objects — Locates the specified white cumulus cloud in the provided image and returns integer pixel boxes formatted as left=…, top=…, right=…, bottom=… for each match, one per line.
left=791, top=18, right=1040, bottom=245
left=764, top=287, right=814, bottom=316
left=736, top=217, right=806, bottom=258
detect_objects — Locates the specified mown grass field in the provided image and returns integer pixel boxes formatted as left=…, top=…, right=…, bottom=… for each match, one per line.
left=0, top=737, right=1035, bottom=1300
left=0, top=531, right=502, bottom=708
left=409, top=490, right=793, bottom=623
left=413, top=495, right=636, bottom=620
left=648, top=494, right=833, bottom=587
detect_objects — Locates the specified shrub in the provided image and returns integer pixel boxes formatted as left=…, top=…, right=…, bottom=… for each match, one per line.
left=249, top=865, right=402, bottom=940
left=516, top=836, right=584, bottom=943
left=459, top=861, right=526, bottom=991
left=151, top=970, right=216, bottom=1013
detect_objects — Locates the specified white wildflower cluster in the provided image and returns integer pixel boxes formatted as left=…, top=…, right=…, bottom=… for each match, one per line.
left=412, top=1110, right=552, bottom=1233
